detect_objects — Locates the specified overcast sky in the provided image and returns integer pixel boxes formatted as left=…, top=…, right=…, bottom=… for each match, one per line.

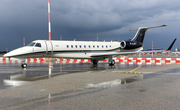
left=1, top=0, right=180, bottom=51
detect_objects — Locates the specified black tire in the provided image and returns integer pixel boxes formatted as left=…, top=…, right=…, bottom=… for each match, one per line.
left=93, top=60, right=98, bottom=65
left=21, top=63, right=27, bottom=68
left=109, top=60, right=115, bottom=65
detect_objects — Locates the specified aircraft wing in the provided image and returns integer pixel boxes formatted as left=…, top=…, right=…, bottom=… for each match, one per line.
left=90, top=51, right=144, bottom=57
left=90, top=50, right=161, bottom=57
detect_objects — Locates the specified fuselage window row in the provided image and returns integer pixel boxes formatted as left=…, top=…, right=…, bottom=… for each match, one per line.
left=66, top=45, right=111, bottom=48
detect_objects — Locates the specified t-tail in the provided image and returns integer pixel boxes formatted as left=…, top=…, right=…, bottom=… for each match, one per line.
left=120, top=25, right=167, bottom=50
left=167, top=38, right=177, bottom=51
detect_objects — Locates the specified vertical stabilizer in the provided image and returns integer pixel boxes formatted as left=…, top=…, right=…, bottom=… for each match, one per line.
left=131, top=28, right=147, bottom=43
left=167, top=38, right=177, bottom=50
left=130, top=25, right=166, bottom=44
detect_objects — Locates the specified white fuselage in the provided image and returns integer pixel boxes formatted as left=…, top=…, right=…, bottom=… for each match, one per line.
left=51, top=40, right=121, bottom=59
left=4, top=40, right=142, bottom=60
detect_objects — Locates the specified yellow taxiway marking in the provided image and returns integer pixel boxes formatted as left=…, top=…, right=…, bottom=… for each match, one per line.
left=118, top=65, right=143, bottom=74
left=130, top=66, right=142, bottom=72
left=119, top=71, right=142, bottom=74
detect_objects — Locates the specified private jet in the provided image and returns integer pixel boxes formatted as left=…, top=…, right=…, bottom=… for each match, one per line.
left=4, top=25, right=166, bottom=68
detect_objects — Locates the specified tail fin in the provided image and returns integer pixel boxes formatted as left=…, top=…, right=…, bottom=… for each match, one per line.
left=130, top=25, right=166, bottom=43
left=167, top=38, right=177, bottom=50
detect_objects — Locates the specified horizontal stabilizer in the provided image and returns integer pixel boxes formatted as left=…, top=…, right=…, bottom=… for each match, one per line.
left=130, top=25, right=167, bottom=31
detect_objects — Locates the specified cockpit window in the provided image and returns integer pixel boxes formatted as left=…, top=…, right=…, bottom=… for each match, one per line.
left=35, top=43, right=41, bottom=47
left=27, top=42, right=35, bottom=46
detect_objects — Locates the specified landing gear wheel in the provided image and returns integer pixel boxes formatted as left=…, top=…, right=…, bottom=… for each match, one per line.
left=92, top=60, right=98, bottom=65
left=90, top=59, right=98, bottom=68
left=109, top=60, right=115, bottom=66
left=21, top=63, right=27, bottom=68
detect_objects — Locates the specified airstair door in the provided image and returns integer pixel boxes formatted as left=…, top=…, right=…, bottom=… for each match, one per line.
left=45, top=41, right=53, bottom=56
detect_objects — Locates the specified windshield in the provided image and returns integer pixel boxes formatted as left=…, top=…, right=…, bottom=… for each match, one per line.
left=27, top=42, right=35, bottom=46
left=35, top=43, right=41, bottom=47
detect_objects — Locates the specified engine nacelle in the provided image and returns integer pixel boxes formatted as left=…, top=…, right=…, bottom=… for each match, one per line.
left=120, top=41, right=142, bottom=49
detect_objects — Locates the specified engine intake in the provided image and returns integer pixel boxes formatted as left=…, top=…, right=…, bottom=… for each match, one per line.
left=120, top=41, right=142, bottom=49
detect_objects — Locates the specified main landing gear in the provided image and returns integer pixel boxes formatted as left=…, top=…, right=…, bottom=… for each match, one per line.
left=91, top=58, right=115, bottom=66
left=91, top=59, right=98, bottom=67
left=108, top=56, right=115, bottom=66
left=92, top=60, right=98, bottom=65
left=109, top=59, right=115, bottom=66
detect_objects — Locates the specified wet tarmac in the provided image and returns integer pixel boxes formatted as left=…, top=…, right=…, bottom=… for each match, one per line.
left=0, top=62, right=151, bottom=89
left=0, top=62, right=180, bottom=109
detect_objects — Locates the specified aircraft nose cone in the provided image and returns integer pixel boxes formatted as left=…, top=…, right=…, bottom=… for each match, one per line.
left=3, top=53, right=10, bottom=57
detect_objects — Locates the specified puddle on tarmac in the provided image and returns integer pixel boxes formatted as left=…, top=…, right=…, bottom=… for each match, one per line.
left=121, top=78, right=139, bottom=84
left=86, top=75, right=143, bottom=89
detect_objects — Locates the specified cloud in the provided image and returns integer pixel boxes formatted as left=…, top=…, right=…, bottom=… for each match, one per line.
left=0, top=0, right=180, bottom=50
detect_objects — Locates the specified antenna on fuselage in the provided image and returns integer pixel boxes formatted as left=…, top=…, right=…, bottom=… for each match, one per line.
left=48, top=0, right=51, bottom=40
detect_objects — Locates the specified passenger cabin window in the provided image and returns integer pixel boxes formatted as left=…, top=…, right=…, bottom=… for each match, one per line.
left=93, top=45, right=95, bottom=48
left=97, top=45, right=99, bottom=48
left=71, top=45, right=73, bottom=48
left=106, top=45, right=108, bottom=48
left=75, top=45, right=77, bottom=48
left=35, top=43, right=41, bottom=47
left=67, top=45, right=69, bottom=48
left=80, top=45, right=81, bottom=48
left=102, top=45, right=104, bottom=48
left=84, top=45, right=86, bottom=48
left=89, top=45, right=90, bottom=48
left=27, top=42, right=35, bottom=46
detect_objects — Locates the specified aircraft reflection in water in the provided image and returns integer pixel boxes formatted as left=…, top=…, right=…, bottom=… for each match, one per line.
left=3, top=62, right=106, bottom=87
left=2, top=62, right=144, bottom=88
left=3, top=62, right=144, bottom=89
left=3, top=63, right=54, bottom=87
left=3, top=68, right=28, bottom=87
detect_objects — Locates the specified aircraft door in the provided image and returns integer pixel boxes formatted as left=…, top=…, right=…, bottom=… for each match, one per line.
left=45, top=41, right=53, bottom=56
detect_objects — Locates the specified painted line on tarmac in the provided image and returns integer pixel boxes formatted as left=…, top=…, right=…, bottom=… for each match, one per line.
left=113, top=71, right=152, bottom=74
left=118, top=65, right=143, bottom=74
left=118, top=71, right=142, bottom=74
left=130, top=66, right=142, bottom=72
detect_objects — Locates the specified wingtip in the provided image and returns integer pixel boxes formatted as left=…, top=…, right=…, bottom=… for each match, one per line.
left=161, top=25, right=167, bottom=27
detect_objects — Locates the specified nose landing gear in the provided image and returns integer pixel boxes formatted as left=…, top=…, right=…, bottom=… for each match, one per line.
left=21, top=63, right=27, bottom=68
left=21, top=60, right=27, bottom=68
